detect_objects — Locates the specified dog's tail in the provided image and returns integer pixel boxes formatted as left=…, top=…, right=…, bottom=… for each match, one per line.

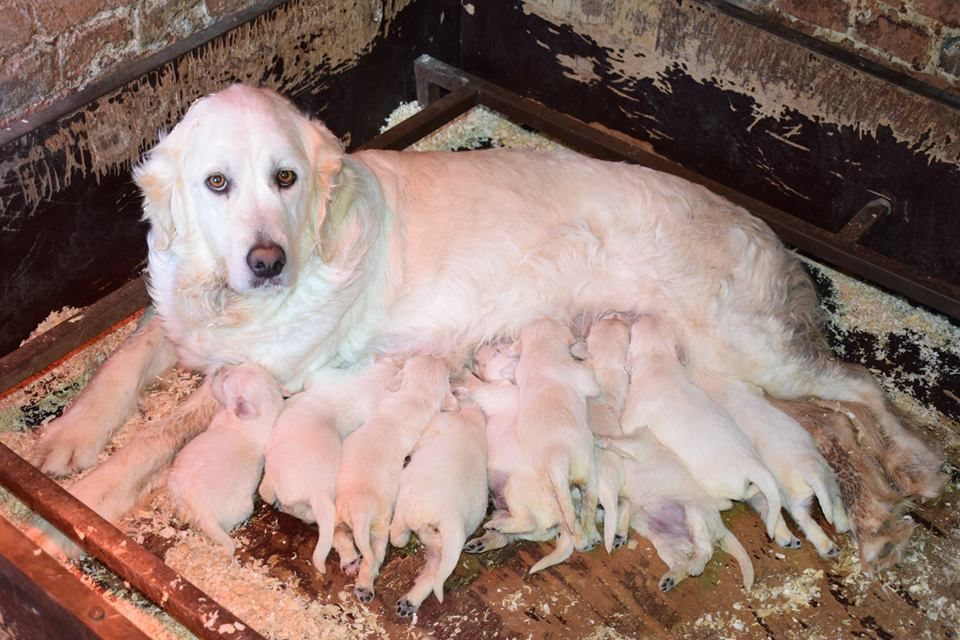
left=347, top=496, right=377, bottom=568
left=432, top=520, right=467, bottom=603
left=311, top=494, right=337, bottom=573
left=545, top=449, right=577, bottom=536
left=719, top=527, right=754, bottom=591
left=529, top=529, right=575, bottom=574
left=597, top=460, right=621, bottom=553
left=748, top=464, right=784, bottom=541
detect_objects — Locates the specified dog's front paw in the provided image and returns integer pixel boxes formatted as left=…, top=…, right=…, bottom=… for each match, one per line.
left=24, top=514, right=85, bottom=561
left=612, top=534, right=627, bottom=549
left=463, top=537, right=486, bottom=554
left=354, top=585, right=374, bottom=604
left=32, top=416, right=107, bottom=476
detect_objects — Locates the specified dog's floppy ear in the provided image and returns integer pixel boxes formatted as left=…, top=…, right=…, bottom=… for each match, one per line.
left=317, top=157, right=386, bottom=268
left=134, top=132, right=181, bottom=252
left=303, top=119, right=344, bottom=246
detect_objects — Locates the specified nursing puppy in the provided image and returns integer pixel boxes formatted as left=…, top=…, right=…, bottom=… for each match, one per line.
left=389, top=399, right=488, bottom=618
left=698, top=374, right=849, bottom=557
left=583, top=316, right=633, bottom=553
left=462, top=349, right=560, bottom=558
left=597, top=428, right=754, bottom=591
left=624, top=316, right=784, bottom=541
left=31, top=84, right=943, bottom=559
left=167, top=363, right=283, bottom=554
left=334, top=355, right=456, bottom=603
left=259, top=360, right=399, bottom=572
left=507, top=318, right=600, bottom=571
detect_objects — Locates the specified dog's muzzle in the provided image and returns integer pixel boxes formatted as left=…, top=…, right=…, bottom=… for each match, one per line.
left=247, top=243, right=286, bottom=280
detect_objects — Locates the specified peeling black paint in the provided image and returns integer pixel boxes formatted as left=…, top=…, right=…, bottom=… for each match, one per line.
left=459, top=1, right=960, bottom=289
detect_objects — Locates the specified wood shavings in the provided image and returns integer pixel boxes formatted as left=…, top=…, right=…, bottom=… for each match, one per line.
left=19, top=306, right=82, bottom=346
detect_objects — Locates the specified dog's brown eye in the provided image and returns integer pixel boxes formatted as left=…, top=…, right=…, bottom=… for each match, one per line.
left=206, top=173, right=228, bottom=192
left=276, top=169, right=297, bottom=188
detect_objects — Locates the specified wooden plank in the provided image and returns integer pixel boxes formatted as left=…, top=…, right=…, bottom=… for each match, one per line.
left=0, top=515, right=151, bottom=640
left=0, top=443, right=264, bottom=640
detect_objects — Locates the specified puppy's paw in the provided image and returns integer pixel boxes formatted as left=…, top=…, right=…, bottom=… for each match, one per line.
left=396, top=598, right=418, bottom=619
left=821, top=544, right=840, bottom=560
left=354, top=586, right=374, bottom=604
left=24, top=514, right=85, bottom=561
left=659, top=575, right=676, bottom=592
left=463, top=537, right=486, bottom=554
left=612, top=534, right=627, bottom=550
left=781, top=537, right=802, bottom=550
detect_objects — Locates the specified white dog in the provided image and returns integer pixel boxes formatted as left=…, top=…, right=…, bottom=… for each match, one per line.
left=697, top=374, right=850, bottom=557
left=167, top=363, right=283, bottom=554
left=508, top=318, right=600, bottom=570
left=334, top=355, right=456, bottom=603
left=258, top=360, right=399, bottom=572
left=389, top=399, right=488, bottom=618
left=623, top=316, right=785, bottom=541
left=596, top=428, right=754, bottom=591
left=30, top=84, right=943, bottom=558
left=583, top=316, right=633, bottom=553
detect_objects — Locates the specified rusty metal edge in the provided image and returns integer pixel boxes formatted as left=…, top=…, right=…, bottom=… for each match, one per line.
left=413, top=55, right=960, bottom=321
left=0, top=514, right=153, bottom=640
left=0, top=444, right=264, bottom=640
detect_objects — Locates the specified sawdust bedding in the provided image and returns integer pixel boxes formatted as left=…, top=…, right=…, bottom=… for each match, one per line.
left=1, top=105, right=958, bottom=639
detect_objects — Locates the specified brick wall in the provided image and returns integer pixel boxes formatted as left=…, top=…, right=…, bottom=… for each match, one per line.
left=731, top=0, right=960, bottom=95
left=0, top=0, right=259, bottom=129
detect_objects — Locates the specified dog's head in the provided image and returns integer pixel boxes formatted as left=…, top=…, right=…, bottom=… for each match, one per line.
left=134, top=85, right=343, bottom=293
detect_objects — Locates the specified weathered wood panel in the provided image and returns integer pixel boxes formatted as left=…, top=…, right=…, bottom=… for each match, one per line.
left=459, top=0, right=960, bottom=297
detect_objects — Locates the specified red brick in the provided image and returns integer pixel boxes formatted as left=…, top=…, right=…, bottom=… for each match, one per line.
left=855, top=11, right=933, bottom=70
left=0, top=3, right=36, bottom=57
left=914, top=0, right=960, bottom=29
left=58, top=13, right=136, bottom=87
left=32, top=0, right=127, bottom=37
left=204, top=0, right=256, bottom=18
left=140, top=0, right=206, bottom=47
left=776, top=0, right=850, bottom=32
left=0, top=44, right=58, bottom=125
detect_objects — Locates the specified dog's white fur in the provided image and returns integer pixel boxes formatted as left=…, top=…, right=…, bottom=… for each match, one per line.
left=596, top=428, right=754, bottom=591
left=258, top=360, right=399, bottom=572
left=461, top=350, right=562, bottom=559
left=389, top=399, right=488, bottom=617
left=697, top=374, right=850, bottom=556
left=30, top=84, right=944, bottom=558
left=166, top=363, right=283, bottom=553
left=510, top=318, right=600, bottom=572
left=623, top=316, right=785, bottom=541
left=583, top=316, right=633, bottom=553
left=333, top=355, right=455, bottom=603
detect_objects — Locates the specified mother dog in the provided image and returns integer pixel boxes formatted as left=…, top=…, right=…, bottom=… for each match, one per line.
left=31, top=85, right=944, bottom=553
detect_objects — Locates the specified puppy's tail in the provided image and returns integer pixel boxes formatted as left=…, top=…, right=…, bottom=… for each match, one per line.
left=719, top=528, right=754, bottom=591
left=311, top=494, right=337, bottom=573
left=347, top=497, right=377, bottom=568
left=748, top=465, right=784, bottom=541
left=545, top=450, right=577, bottom=536
left=432, top=521, right=466, bottom=603
left=529, top=529, right=575, bottom=574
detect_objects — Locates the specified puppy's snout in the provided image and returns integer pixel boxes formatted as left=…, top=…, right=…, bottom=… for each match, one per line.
left=247, top=243, right=286, bottom=279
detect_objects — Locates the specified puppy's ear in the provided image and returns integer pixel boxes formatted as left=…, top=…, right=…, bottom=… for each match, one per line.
left=209, top=367, right=228, bottom=405
left=134, top=134, right=180, bottom=252
left=569, top=339, right=589, bottom=361
left=441, top=391, right=460, bottom=412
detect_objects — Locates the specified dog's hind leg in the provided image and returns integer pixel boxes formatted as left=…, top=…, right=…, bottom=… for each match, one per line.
left=33, top=310, right=178, bottom=476
left=26, top=380, right=218, bottom=560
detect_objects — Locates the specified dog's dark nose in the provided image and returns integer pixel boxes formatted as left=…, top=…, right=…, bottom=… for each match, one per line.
left=246, top=243, right=286, bottom=278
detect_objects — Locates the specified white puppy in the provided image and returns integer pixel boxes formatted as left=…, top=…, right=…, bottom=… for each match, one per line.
left=389, top=399, right=488, bottom=618
left=583, top=316, right=632, bottom=553
left=167, top=363, right=283, bottom=554
left=334, top=355, right=456, bottom=603
left=698, top=374, right=849, bottom=557
left=259, top=360, right=399, bottom=573
left=597, top=428, right=754, bottom=591
left=462, top=350, right=560, bottom=557
left=507, top=318, right=600, bottom=572
left=623, top=316, right=784, bottom=541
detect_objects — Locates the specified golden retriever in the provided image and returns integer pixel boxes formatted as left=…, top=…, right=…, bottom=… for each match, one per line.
left=30, top=84, right=944, bottom=558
